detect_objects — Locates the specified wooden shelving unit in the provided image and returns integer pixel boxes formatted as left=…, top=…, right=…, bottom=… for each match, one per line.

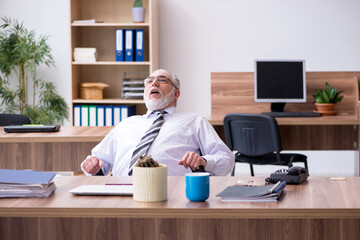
left=70, top=0, right=159, bottom=124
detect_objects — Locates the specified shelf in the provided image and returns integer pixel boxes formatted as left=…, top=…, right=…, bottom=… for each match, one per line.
left=72, top=61, right=151, bottom=66
left=72, top=23, right=150, bottom=27
left=73, top=98, right=145, bottom=104
left=70, top=0, right=158, bottom=125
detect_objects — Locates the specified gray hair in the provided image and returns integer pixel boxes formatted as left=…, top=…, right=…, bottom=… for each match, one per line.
left=156, top=68, right=180, bottom=90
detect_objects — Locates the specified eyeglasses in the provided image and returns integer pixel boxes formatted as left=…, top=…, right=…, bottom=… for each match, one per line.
left=235, top=180, right=255, bottom=187
left=144, top=75, right=178, bottom=89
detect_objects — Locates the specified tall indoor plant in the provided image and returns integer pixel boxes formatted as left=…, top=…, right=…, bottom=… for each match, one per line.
left=0, top=17, right=68, bottom=124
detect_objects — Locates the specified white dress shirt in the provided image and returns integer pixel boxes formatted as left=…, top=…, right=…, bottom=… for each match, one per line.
left=83, top=106, right=234, bottom=176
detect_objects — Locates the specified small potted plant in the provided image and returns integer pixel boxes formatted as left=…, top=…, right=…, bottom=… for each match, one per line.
left=312, top=82, right=344, bottom=116
left=132, top=0, right=145, bottom=23
left=133, top=155, right=167, bottom=202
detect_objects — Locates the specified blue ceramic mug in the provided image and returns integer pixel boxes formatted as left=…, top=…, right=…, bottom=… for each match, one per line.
left=185, top=172, right=210, bottom=202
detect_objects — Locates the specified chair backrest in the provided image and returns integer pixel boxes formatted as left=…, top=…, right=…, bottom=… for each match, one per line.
left=223, top=113, right=282, bottom=156
left=0, top=114, right=31, bottom=126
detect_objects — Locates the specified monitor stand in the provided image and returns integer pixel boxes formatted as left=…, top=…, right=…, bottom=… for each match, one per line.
left=271, top=103, right=286, bottom=112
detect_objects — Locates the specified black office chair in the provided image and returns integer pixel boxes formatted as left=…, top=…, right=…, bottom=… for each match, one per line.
left=223, top=113, right=309, bottom=176
left=0, top=113, right=31, bottom=126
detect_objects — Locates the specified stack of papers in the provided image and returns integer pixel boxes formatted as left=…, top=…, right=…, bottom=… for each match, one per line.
left=73, top=47, right=97, bottom=62
left=122, top=72, right=147, bottom=99
left=0, top=169, right=56, bottom=198
left=216, top=181, right=286, bottom=202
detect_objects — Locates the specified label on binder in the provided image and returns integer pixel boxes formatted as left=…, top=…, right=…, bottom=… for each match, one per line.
left=125, top=29, right=134, bottom=61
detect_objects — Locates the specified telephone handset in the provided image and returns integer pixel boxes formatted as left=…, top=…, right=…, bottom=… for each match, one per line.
left=266, top=166, right=309, bottom=184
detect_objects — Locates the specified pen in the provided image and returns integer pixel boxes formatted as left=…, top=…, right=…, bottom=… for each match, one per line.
left=104, top=183, right=133, bottom=186
left=268, top=181, right=281, bottom=194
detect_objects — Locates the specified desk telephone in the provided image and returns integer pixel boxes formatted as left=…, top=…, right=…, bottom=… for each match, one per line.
left=266, top=166, right=309, bottom=184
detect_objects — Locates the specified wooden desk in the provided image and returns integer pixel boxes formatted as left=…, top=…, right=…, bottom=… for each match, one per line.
left=210, top=114, right=359, bottom=150
left=0, top=176, right=359, bottom=240
left=0, top=126, right=113, bottom=171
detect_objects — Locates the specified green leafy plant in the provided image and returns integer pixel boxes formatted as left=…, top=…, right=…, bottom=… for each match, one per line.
left=133, top=0, right=143, bottom=8
left=135, top=155, right=160, bottom=167
left=312, top=82, right=344, bottom=104
left=0, top=17, right=68, bottom=124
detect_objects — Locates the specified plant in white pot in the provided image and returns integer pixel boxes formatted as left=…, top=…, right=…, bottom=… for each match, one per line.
left=132, top=0, right=145, bottom=23
left=133, top=155, right=167, bottom=202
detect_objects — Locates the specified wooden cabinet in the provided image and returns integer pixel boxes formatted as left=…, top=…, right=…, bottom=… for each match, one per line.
left=70, top=0, right=159, bottom=124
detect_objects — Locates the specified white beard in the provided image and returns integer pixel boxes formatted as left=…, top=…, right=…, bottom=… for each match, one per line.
left=144, top=87, right=176, bottom=111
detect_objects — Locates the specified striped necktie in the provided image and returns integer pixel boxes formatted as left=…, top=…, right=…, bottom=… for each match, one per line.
left=128, top=110, right=165, bottom=175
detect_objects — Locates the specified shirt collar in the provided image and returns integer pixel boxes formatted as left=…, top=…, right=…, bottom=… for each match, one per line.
left=145, top=106, right=176, bottom=118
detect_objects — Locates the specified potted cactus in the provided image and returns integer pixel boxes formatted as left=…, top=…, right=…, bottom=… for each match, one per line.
left=132, top=0, right=145, bottom=23
left=312, top=82, right=344, bottom=116
left=133, top=155, right=167, bottom=202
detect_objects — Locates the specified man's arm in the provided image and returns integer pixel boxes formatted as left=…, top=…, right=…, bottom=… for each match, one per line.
left=194, top=117, right=235, bottom=176
left=84, top=123, right=121, bottom=176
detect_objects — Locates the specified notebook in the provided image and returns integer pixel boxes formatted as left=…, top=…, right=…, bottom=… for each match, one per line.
left=4, top=125, right=61, bottom=133
left=216, top=181, right=286, bottom=202
left=69, top=184, right=133, bottom=196
left=0, top=169, right=56, bottom=185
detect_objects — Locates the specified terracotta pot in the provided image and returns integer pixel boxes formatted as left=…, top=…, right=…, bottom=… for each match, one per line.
left=314, top=103, right=336, bottom=116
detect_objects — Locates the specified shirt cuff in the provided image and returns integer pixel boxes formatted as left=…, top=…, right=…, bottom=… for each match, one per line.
left=80, top=159, right=95, bottom=176
left=203, top=156, right=215, bottom=173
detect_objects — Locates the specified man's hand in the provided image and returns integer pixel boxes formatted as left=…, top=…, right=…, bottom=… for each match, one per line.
left=178, top=151, right=207, bottom=170
left=82, top=156, right=104, bottom=175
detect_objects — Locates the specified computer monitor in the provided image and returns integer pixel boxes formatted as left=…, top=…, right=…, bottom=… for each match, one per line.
left=254, top=60, right=306, bottom=112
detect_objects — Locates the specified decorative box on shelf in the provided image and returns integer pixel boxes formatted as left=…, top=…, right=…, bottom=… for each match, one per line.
left=80, top=82, right=109, bottom=100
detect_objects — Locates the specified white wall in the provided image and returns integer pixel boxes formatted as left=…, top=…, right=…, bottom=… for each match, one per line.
left=1, top=0, right=359, bottom=176
left=159, top=0, right=360, bottom=115
left=2, top=0, right=359, bottom=119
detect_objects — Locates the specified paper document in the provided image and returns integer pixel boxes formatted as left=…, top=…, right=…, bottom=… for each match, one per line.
left=69, top=185, right=133, bottom=196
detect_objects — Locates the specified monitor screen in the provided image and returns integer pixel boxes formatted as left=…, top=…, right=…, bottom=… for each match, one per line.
left=254, top=60, right=306, bottom=112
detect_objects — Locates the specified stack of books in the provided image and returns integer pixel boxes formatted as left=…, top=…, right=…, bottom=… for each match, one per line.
left=122, top=72, right=147, bottom=99
left=0, top=169, right=57, bottom=198
left=73, top=47, right=97, bottom=62
left=216, top=181, right=286, bottom=202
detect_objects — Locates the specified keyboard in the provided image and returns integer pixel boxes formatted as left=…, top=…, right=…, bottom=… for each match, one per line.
left=262, top=112, right=321, bottom=117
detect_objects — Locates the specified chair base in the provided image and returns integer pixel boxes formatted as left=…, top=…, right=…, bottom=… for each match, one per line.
left=232, top=153, right=308, bottom=177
